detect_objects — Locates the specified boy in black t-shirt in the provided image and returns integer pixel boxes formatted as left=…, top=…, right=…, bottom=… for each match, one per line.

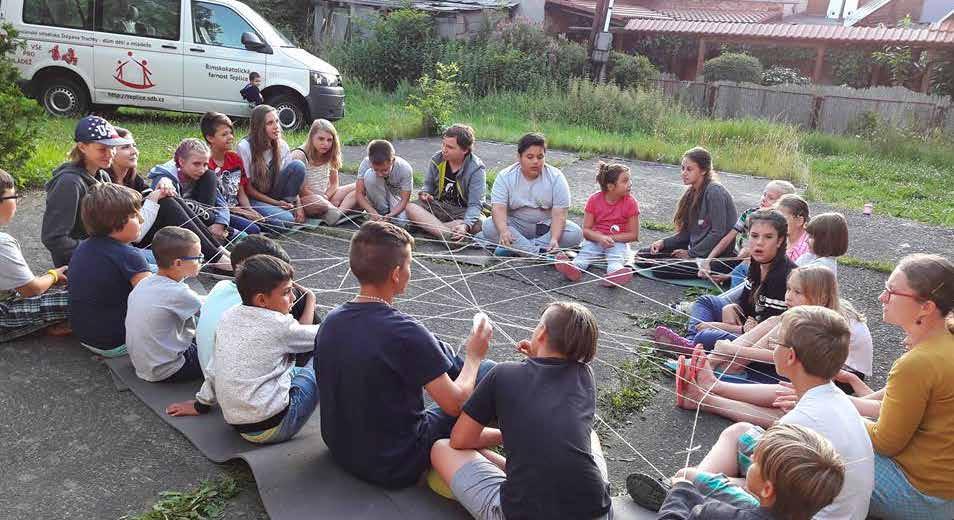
left=430, top=301, right=612, bottom=520
left=315, top=221, right=495, bottom=489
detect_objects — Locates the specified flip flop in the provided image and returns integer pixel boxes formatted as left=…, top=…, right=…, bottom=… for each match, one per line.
left=675, top=355, right=687, bottom=408
left=664, top=357, right=750, bottom=384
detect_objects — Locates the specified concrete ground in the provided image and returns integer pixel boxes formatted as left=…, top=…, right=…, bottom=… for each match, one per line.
left=1, top=137, right=931, bottom=519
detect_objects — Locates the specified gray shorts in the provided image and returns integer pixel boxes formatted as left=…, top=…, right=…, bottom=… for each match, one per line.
left=450, top=432, right=612, bottom=520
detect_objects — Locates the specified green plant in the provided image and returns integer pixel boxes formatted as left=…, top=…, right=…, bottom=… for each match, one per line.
left=407, top=62, right=466, bottom=135
left=125, top=475, right=243, bottom=520
left=598, top=355, right=659, bottom=421
left=846, top=111, right=882, bottom=138
left=631, top=35, right=695, bottom=73
left=872, top=16, right=923, bottom=87
left=826, top=49, right=873, bottom=88
left=0, top=24, right=43, bottom=183
left=608, top=51, right=658, bottom=90
left=929, top=50, right=954, bottom=98
left=703, top=53, right=763, bottom=84
left=761, top=66, right=810, bottom=86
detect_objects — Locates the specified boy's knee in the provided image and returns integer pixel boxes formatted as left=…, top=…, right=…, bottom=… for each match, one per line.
left=723, top=421, right=754, bottom=443
left=430, top=438, right=452, bottom=462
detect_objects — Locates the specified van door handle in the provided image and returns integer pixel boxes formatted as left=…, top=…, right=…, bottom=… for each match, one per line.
left=162, top=44, right=176, bottom=49
left=189, top=48, right=205, bottom=53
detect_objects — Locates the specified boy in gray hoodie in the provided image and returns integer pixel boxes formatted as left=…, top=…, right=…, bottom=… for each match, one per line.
left=405, top=124, right=486, bottom=241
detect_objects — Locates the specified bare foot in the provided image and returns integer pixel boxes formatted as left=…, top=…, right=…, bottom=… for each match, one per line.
left=678, top=374, right=707, bottom=411
left=693, top=349, right=719, bottom=394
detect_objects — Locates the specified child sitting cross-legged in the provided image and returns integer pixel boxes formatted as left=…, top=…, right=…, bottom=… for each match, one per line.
left=656, top=423, right=845, bottom=520
left=69, top=183, right=152, bottom=357
left=555, top=162, right=639, bottom=287
left=165, top=255, right=319, bottom=445
left=0, top=169, right=71, bottom=340
left=430, top=301, right=612, bottom=520
left=126, top=227, right=204, bottom=383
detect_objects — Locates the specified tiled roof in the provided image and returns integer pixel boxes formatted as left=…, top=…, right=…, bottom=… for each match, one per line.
left=658, top=9, right=779, bottom=24
left=844, top=0, right=891, bottom=26
left=546, top=0, right=779, bottom=23
left=621, top=19, right=954, bottom=46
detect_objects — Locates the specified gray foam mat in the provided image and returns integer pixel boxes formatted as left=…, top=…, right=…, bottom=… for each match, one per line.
left=105, top=356, right=654, bottom=519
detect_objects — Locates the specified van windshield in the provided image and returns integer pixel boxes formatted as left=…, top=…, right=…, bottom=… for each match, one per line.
left=235, top=3, right=295, bottom=47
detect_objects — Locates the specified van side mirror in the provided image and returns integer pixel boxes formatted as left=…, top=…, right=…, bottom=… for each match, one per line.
left=241, top=32, right=272, bottom=54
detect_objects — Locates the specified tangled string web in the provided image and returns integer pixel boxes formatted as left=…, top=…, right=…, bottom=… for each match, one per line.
left=189, top=200, right=788, bottom=488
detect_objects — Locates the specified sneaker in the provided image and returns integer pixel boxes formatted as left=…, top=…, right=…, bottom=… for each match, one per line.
left=626, top=472, right=671, bottom=512
left=653, top=326, right=694, bottom=358
left=493, top=246, right=519, bottom=257
left=554, top=253, right=582, bottom=281
left=601, top=267, right=633, bottom=287
left=668, top=301, right=694, bottom=315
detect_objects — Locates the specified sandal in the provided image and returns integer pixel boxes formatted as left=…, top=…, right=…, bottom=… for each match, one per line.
left=675, top=355, right=688, bottom=408
left=626, top=472, right=671, bottom=512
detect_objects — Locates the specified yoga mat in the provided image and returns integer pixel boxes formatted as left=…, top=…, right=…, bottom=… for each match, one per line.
left=634, top=267, right=720, bottom=291
left=105, top=357, right=654, bottom=520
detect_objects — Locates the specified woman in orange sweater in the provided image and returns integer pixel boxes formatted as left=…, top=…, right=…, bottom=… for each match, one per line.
left=859, top=254, right=954, bottom=519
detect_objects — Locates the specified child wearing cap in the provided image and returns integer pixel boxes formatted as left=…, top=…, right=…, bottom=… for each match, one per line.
left=0, top=169, right=71, bottom=341
left=42, top=115, right=135, bottom=267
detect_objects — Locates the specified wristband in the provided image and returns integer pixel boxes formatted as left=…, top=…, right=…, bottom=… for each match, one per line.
left=47, top=269, right=59, bottom=284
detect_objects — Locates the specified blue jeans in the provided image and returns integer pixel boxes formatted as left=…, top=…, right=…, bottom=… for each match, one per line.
left=249, top=160, right=307, bottom=230
left=730, top=262, right=749, bottom=288
left=687, top=294, right=731, bottom=340
left=694, top=328, right=739, bottom=351
left=240, top=366, right=318, bottom=444
left=574, top=240, right=630, bottom=273
left=870, top=454, right=954, bottom=520
left=229, top=214, right=262, bottom=234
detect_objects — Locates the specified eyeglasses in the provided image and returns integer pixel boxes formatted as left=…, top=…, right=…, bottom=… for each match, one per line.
left=178, top=256, right=203, bottom=262
left=0, top=194, right=23, bottom=201
left=882, top=283, right=922, bottom=303
left=767, top=338, right=793, bottom=351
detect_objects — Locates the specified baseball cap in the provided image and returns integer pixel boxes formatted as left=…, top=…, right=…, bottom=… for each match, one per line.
left=74, top=116, right=133, bottom=146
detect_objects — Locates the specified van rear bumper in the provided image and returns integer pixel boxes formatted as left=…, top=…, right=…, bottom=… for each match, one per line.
left=306, top=85, right=345, bottom=121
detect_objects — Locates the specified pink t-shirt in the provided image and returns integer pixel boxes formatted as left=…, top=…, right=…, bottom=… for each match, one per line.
left=787, top=231, right=810, bottom=262
left=584, top=192, right=640, bottom=235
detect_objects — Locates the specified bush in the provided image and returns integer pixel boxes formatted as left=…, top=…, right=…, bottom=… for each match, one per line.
left=761, top=66, right=810, bottom=86
left=0, top=24, right=42, bottom=181
left=703, top=53, right=763, bottom=84
left=608, top=52, right=658, bottom=90
left=407, top=62, right=466, bottom=135
left=930, top=50, right=954, bottom=98
left=440, top=40, right=546, bottom=95
left=827, top=49, right=873, bottom=88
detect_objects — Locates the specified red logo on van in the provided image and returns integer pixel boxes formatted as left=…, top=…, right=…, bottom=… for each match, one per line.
left=50, top=45, right=79, bottom=65
left=114, top=51, right=155, bottom=89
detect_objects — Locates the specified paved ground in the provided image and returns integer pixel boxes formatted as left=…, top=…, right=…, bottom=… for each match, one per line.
left=2, top=137, right=935, bottom=519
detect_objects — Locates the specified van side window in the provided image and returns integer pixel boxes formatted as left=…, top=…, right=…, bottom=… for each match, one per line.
left=96, top=0, right=180, bottom=40
left=192, top=1, right=258, bottom=49
left=23, top=0, right=93, bottom=30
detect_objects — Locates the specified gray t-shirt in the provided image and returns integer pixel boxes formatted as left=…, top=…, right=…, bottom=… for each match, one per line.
left=126, top=274, right=202, bottom=382
left=0, top=232, right=34, bottom=303
left=491, top=163, right=571, bottom=228
left=357, top=156, right=413, bottom=198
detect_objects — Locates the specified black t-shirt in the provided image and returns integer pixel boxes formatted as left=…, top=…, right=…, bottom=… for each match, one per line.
left=439, top=166, right=466, bottom=206
left=740, top=256, right=796, bottom=322
left=463, top=358, right=612, bottom=519
left=315, top=302, right=453, bottom=488
left=68, top=236, right=149, bottom=348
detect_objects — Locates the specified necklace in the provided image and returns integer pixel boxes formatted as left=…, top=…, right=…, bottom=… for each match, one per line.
left=353, top=294, right=391, bottom=306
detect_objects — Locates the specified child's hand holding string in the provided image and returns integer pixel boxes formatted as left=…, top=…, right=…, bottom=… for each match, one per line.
left=516, top=339, right=533, bottom=357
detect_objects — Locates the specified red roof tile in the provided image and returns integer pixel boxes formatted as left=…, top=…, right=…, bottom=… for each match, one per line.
left=657, top=9, right=779, bottom=24
left=621, top=19, right=954, bottom=46
left=547, top=0, right=671, bottom=19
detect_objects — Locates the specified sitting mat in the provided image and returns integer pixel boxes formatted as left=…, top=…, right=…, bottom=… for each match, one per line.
left=105, top=356, right=655, bottom=520
left=633, top=266, right=720, bottom=291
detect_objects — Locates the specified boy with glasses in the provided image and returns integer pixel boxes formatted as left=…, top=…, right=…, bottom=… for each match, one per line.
left=126, top=226, right=205, bottom=383
left=0, top=169, right=71, bottom=341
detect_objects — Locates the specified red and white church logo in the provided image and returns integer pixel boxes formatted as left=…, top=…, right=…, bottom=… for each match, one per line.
left=113, top=51, right=155, bottom=89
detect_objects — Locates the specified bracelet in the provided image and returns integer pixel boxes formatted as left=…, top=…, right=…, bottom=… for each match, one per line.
left=47, top=269, right=59, bottom=284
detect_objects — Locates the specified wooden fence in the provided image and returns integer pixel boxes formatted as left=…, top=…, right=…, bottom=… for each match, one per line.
left=650, top=77, right=954, bottom=135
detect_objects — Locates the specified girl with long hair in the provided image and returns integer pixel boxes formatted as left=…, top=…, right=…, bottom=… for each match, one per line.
left=288, top=118, right=351, bottom=224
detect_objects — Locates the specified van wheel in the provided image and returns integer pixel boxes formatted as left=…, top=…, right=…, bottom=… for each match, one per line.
left=40, top=78, right=90, bottom=118
left=269, top=94, right=306, bottom=131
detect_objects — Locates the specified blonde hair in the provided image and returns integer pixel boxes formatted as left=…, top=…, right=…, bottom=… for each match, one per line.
left=756, top=423, right=845, bottom=520
left=765, top=180, right=796, bottom=196
left=301, top=119, right=342, bottom=172
left=789, top=265, right=864, bottom=323
left=68, top=143, right=85, bottom=165
left=897, top=254, right=954, bottom=334
left=174, top=138, right=210, bottom=165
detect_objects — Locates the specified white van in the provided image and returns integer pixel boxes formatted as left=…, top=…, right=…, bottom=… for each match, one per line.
left=1, top=0, right=344, bottom=130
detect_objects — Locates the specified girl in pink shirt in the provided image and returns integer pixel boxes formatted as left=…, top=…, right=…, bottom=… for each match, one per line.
left=556, top=162, right=639, bottom=286
left=777, top=194, right=810, bottom=262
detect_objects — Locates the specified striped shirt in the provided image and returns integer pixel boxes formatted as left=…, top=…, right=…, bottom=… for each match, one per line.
left=740, top=257, right=796, bottom=322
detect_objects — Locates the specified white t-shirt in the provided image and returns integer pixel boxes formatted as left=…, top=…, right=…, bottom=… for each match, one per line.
left=795, top=253, right=838, bottom=276
left=0, top=232, right=34, bottom=303
left=846, top=318, right=873, bottom=377
left=236, top=137, right=291, bottom=187
left=780, top=382, right=874, bottom=520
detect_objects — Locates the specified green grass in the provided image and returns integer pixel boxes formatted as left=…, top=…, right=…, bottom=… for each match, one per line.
left=15, top=80, right=954, bottom=227
left=598, top=355, right=660, bottom=421
left=121, top=471, right=249, bottom=520
left=839, top=255, right=895, bottom=273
